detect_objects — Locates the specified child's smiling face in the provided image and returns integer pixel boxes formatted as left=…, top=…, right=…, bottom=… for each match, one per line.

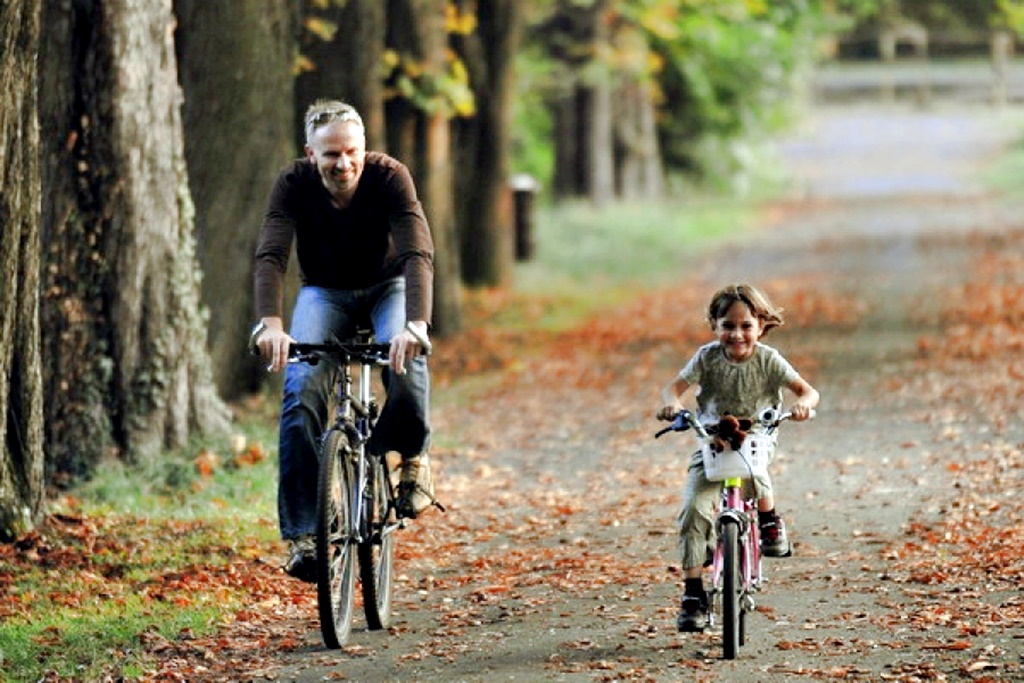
left=713, top=301, right=764, bottom=362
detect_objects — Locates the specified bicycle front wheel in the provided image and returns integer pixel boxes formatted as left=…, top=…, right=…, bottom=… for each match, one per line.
left=720, top=519, right=742, bottom=660
left=316, top=429, right=358, bottom=649
left=359, top=454, right=395, bottom=630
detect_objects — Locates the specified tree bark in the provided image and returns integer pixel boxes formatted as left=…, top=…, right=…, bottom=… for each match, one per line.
left=0, top=0, right=46, bottom=540
left=175, top=0, right=299, bottom=399
left=453, top=0, right=522, bottom=287
left=38, top=0, right=229, bottom=477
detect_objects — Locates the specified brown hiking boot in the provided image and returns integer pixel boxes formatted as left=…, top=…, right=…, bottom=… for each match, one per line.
left=284, top=535, right=316, bottom=583
left=396, top=455, right=437, bottom=519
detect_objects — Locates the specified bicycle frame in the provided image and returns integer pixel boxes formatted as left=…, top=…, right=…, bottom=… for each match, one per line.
left=328, top=350, right=381, bottom=545
left=287, top=338, right=399, bottom=648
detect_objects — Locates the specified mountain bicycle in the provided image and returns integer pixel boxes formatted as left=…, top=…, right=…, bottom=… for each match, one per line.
left=284, top=333, right=409, bottom=649
left=656, top=407, right=812, bottom=660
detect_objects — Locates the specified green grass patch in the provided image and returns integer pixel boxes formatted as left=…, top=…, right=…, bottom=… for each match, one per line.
left=0, top=513, right=273, bottom=682
left=0, top=599, right=222, bottom=681
left=73, top=394, right=281, bottom=522
left=1, top=395, right=282, bottom=681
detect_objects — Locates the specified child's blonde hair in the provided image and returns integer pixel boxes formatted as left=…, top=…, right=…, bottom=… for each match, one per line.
left=707, top=284, right=785, bottom=335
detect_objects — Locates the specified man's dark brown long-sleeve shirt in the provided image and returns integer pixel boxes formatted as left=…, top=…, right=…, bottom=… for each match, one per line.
left=254, top=152, right=434, bottom=324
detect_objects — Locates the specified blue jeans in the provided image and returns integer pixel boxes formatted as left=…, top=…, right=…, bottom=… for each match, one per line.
left=278, top=279, right=431, bottom=540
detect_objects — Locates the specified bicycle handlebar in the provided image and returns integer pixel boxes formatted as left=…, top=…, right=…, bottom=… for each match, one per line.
left=654, top=408, right=815, bottom=439
left=249, top=337, right=430, bottom=366
left=287, top=341, right=393, bottom=367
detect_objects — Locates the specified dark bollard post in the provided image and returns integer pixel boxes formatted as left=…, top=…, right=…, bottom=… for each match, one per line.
left=511, top=174, right=539, bottom=261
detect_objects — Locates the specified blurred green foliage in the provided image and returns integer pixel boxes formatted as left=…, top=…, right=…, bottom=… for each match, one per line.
left=507, top=0, right=1021, bottom=191
left=510, top=0, right=838, bottom=191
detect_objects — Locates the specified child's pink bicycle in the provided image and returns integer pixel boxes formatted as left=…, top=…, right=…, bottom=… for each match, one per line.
left=656, top=408, right=812, bottom=659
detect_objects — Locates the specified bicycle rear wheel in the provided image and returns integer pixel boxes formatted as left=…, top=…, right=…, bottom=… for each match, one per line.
left=316, top=429, right=358, bottom=649
left=720, top=519, right=742, bottom=660
left=358, top=455, right=395, bottom=630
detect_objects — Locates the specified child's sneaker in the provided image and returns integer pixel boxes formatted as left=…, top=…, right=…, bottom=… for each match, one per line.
left=676, top=595, right=708, bottom=633
left=760, top=512, right=792, bottom=557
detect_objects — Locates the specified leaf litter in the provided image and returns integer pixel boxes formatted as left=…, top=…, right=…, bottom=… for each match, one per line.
left=4, top=228, right=1024, bottom=681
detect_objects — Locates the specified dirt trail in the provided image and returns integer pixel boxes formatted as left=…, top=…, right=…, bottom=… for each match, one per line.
left=268, top=101, right=1024, bottom=683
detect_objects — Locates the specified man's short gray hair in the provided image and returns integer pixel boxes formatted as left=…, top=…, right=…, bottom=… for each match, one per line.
left=304, top=100, right=364, bottom=144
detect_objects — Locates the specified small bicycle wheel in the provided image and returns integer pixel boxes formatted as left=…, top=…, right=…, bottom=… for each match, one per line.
left=316, top=429, right=358, bottom=649
left=359, top=454, right=395, bottom=630
left=721, top=520, right=742, bottom=660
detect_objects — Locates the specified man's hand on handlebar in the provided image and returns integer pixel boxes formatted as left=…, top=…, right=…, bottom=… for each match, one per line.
left=253, top=317, right=295, bottom=373
left=390, top=320, right=431, bottom=376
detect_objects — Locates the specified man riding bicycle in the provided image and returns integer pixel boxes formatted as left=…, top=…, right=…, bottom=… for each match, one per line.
left=251, top=100, right=436, bottom=582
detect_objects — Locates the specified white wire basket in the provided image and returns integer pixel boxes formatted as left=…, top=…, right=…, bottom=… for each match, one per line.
left=701, top=435, right=772, bottom=481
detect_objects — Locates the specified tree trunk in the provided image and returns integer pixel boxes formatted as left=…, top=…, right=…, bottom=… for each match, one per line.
left=386, top=0, right=462, bottom=335
left=0, top=0, right=46, bottom=540
left=547, top=0, right=613, bottom=203
left=38, top=0, right=229, bottom=477
left=421, top=105, right=462, bottom=335
left=612, top=23, right=664, bottom=201
left=587, top=70, right=615, bottom=207
left=552, top=86, right=584, bottom=198
left=175, top=0, right=299, bottom=399
left=296, top=0, right=385, bottom=150
left=453, top=0, right=521, bottom=288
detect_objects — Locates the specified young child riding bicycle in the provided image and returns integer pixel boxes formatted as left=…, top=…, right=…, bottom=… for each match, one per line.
left=656, top=283, right=820, bottom=632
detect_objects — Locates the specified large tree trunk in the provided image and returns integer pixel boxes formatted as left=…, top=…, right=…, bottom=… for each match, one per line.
left=38, top=0, right=228, bottom=477
left=386, top=0, right=461, bottom=335
left=0, top=0, right=45, bottom=540
left=453, top=0, right=522, bottom=288
left=174, top=0, right=299, bottom=399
